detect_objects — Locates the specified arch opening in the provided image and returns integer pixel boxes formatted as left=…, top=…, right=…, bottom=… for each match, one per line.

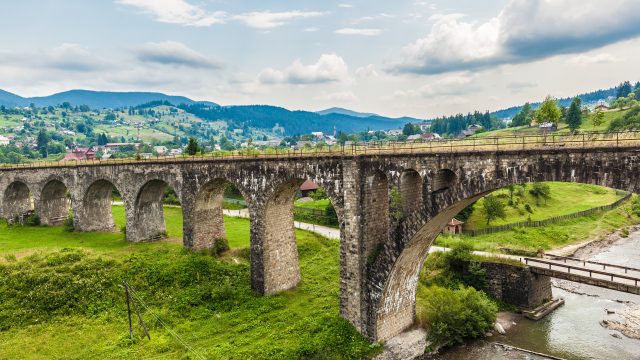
left=40, top=180, right=70, bottom=226
left=79, top=179, right=120, bottom=232
left=432, top=169, right=456, bottom=193
left=399, top=169, right=423, bottom=216
left=131, top=180, right=181, bottom=242
left=3, top=181, right=33, bottom=223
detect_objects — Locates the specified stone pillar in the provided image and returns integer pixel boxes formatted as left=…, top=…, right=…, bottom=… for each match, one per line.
left=340, top=159, right=366, bottom=333
left=250, top=180, right=301, bottom=295
left=74, top=180, right=116, bottom=232
left=127, top=180, right=167, bottom=242
left=184, top=180, right=227, bottom=251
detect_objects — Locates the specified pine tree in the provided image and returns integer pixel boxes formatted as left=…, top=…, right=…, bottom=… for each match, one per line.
left=566, top=97, right=582, bottom=131
left=186, top=137, right=200, bottom=155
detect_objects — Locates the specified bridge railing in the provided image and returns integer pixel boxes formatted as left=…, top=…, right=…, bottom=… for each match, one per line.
left=4, top=130, right=640, bottom=169
left=543, top=253, right=640, bottom=275
left=522, top=257, right=640, bottom=286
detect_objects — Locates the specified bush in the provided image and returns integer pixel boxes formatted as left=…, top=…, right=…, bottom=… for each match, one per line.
left=25, top=213, right=40, bottom=226
left=524, top=204, right=533, bottom=213
left=63, top=214, right=74, bottom=232
left=213, top=237, right=230, bottom=256
left=418, top=285, right=497, bottom=349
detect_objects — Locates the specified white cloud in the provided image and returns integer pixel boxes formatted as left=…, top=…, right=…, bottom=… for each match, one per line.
left=338, top=3, right=353, bottom=8
left=259, top=54, right=349, bottom=84
left=393, top=74, right=477, bottom=98
left=303, top=27, right=319, bottom=32
left=355, top=64, right=380, bottom=79
left=0, top=43, right=108, bottom=72
left=233, top=10, right=325, bottom=29
left=116, top=0, right=225, bottom=26
left=335, top=28, right=382, bottom=36
left=394, top=0, right=640, bottom=74
left=315, top=91, right=358, bottom=102
left=570, top=53, right=619, bottom=66
left=136, top=41, right=223, bottom=68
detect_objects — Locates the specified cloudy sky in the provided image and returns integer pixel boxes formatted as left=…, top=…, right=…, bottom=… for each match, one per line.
left=1, top=0, right=639, bottom=118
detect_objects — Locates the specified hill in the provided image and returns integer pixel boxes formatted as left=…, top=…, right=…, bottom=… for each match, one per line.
left=316, top=107, right=378, bottom=118
left=22, top=90, right=210, bottom=109
left=0, top=90, right=26, bottom=108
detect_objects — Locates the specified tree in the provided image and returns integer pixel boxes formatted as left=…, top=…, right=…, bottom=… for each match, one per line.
left=402, top=123, right=420, bottom=136
left=529, top=182, right=551, bottom=205
left=511, top=102, right=534, bottom=126
left=565, top=97, right=582, bottom=131
left=482, top=195, right=506, bottom=225
left=185, top=137, right=200, bottom=155
left=592, top=110, right=605, bottom=127
left=617, top=81, right=633, bottom=98
left=536, top=96, right=561, bottom=126
left=36, top=129, right=49, bottom=158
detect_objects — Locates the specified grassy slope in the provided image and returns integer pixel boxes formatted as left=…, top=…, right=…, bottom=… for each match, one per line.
left=0, top=208, right=377, bottom=359
left=473, top=109, right=629, bottom=139
left=438, top=197, right=638, bottom=253
left=465, top=182, right=623, bottom=229
left=295, top=198, right=332, bottom=210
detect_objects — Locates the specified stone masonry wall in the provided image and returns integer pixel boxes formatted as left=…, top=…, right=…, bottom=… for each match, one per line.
left=480, top=261, right=552, bottom=308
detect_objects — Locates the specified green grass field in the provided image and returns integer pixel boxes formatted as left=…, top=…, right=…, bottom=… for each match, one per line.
left=0, top=206, right=377, bottom=359
left=465, top=182, right=623, bottom=229
left=295, top=198, right=332, bottom=210
left=438, top=197, right=638, bottom=253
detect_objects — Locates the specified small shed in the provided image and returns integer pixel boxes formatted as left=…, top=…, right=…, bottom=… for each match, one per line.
left=444, top=218, right=464, bottom=235
left=300, top=180, right=319, bottom=197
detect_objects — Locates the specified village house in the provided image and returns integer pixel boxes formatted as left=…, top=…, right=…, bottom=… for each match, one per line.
left=63, top=147, right=96, bottom=161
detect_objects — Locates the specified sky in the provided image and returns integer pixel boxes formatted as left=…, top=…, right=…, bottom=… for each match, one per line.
left=1, top=0, right=640, bottom=118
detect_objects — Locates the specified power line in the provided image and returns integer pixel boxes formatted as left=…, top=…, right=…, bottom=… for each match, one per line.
left=127, top=285, right=207, bottom=360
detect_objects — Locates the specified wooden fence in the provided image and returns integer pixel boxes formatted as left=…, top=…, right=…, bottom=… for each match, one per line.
left=463, top=192, right=632, bottom=236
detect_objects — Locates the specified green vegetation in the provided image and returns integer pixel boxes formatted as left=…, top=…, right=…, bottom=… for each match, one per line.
left=0, top=207, right=378, bottom=359
left=464, top=182, right=623, bottom=230
left=416, top=244, right=498, bottom=349
left=438, top=196, right=638, bottom=253
left=481, top=194, right=506, bottom=225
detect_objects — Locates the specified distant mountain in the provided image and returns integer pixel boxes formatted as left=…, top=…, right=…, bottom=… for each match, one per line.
left=0, top=89, right=215, bottom=109
left=0, top=90, right=26, bottom=108
left=316, top=107, right=378, bottom=118
left=179, top=104, right=409, bottom=135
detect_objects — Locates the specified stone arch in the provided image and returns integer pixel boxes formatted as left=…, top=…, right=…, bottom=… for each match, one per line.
left=190, top=178, right=248, bottom=251
left=129, top=179, right=180, bottom=242
left=77, top=179, right=122, bottom=232
left=399, top=169, right=423, bottom=216
left=40, top=179, right=70, bottom=226
left=431, top=168, right=456, bottom=193
left=3, top=181, right=33, bottom=221
left=364, top=170, right=390, bottom=258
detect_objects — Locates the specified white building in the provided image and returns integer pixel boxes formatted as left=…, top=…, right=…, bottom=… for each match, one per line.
left=0, top=135, right=10, bottom=146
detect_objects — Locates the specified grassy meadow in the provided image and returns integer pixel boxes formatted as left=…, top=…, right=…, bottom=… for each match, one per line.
left=0, top=206, right=377, bottom=359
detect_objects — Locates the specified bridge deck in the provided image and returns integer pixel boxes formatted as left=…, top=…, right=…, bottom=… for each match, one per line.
left=522, top=256, right=640, bottom=295
left=3, top=130, right=640, bottom=170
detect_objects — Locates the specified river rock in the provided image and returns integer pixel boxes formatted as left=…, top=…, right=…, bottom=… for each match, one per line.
left=494, top=323, right=506, bottom=335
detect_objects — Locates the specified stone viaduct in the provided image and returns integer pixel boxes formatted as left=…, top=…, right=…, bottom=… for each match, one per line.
left=2, top=145, right=640, bottom=341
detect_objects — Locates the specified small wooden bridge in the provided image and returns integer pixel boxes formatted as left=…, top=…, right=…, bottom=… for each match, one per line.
left=522, top=254, right=640, bottom=295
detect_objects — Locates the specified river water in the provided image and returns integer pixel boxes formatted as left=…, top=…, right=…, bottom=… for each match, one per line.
left=436, top=235, right=640, bottom=360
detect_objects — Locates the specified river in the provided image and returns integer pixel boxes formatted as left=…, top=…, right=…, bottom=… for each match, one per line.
left=435, top=234, right=640, bottom=360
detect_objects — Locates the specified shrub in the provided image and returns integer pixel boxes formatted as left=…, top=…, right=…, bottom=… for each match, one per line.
left=418, top=285, right=497, bottom=349
left=213, top=237, right=230, bottom=256
left=25, top=213, right=40, bottom=226
left=63, top=214, right=74, bottom=232
left=524, top=204, right=533, bottom=213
